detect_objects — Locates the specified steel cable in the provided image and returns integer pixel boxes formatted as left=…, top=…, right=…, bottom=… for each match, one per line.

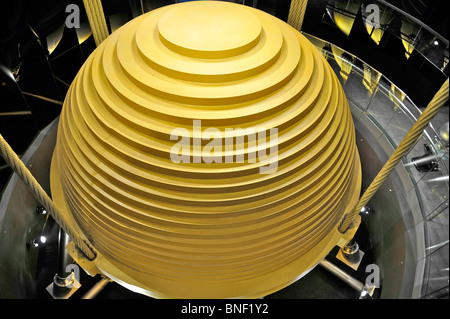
left=0, top=133, right=98, bottom=260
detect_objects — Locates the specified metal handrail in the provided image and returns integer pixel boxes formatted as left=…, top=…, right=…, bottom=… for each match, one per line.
left=375, top=0, right=449, bottom=47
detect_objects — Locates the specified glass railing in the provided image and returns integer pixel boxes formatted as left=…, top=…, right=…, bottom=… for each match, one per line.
left=371, top=0, right=449, bottom=75
left=304, top=32, right=449, bottom=299
left=324, top=0, right=449, bottom=75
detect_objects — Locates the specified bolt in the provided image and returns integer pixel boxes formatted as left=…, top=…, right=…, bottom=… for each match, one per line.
left=36, top=206, right=47, bottom=215
left=26, top=239, right=39, bottom=249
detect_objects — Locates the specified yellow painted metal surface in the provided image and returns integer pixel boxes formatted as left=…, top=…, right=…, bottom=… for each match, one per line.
left=50, top=1, right=361, bottom=298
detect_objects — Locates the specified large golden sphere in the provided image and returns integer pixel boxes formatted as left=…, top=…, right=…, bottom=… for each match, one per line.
left=50, top=1, right=361, bottom=298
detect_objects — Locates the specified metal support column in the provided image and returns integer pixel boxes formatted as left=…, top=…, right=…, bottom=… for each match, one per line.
left=46, top=228, right=81, bottom=298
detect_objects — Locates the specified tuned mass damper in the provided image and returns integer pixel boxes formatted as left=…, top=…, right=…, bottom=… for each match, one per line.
left=50, top=1, right=362, bottom=298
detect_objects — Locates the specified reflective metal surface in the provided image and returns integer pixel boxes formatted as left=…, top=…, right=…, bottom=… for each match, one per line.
left=0, top=119, right=58, bottom=298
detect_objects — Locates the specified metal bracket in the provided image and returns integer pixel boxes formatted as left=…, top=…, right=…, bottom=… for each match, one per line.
left=66, top=241, right=100, bottom=277
left=336, top=214, right=361, bottom=248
